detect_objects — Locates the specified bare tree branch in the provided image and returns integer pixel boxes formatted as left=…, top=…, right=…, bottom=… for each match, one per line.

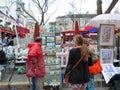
left=19, top=1, right=38, bottom=22
left=19, top=0, right=57, bottom=26
left=105, top=0, right=118, bottom=13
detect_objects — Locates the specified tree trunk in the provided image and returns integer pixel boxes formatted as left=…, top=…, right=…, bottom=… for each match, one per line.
left=105, top=0, right=118, bottom=13
left=40, top=13, right=45, bottom=25
left=97, top=0, right=102, bottom=14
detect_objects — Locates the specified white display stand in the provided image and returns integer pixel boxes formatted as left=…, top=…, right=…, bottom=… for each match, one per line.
left=41, top=32, right=62, bottom=89
left=101, top=63, right=120, bottom=84
left=100, top=48, right=120, bottom=84
left=56, top=51, right=69, bottom=68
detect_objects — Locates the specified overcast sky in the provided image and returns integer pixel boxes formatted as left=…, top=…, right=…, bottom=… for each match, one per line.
left=23, top=0, right=120, bottom=22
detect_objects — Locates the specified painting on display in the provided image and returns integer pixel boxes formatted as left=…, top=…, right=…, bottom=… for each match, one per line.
left=99, top=24, right=115, bottom=46
left=100, top=48, right=114, bottom=64
left=101, top=64, right=117, bottom=84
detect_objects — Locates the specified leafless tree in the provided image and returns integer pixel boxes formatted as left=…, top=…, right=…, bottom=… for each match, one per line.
left=19, top=0, right=57, bottom=26
left=97, top=0, right=118, bottom=14
left=67, top=0, right=85, bottom=28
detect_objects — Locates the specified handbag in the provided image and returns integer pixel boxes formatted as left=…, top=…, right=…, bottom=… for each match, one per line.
left=26, top=56, right=46, bottom=77
left=64, top=57, right=83, bottom=83
left=34, top=64, right=46, bottom=77
left=88, top=58, right=103, bottom=75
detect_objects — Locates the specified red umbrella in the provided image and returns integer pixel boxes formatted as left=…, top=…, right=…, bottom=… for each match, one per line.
left=74, top=21, right=79, bottom=35
left=33, top=22, right=40, bottom=41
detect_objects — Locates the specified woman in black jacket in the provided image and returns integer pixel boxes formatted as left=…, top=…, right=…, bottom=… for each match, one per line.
left=64, top=35, right=93, bottom=90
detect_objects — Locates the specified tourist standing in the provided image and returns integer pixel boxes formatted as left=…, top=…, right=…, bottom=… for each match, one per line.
left=26, top=37, right=46, bottom=90
left=64, top=35, right=93, bottom=90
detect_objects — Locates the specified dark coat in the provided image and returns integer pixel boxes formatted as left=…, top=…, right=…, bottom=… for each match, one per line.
left=0, top=50, right=7, bottom=64
left=64, top=48, right=93, bottom=84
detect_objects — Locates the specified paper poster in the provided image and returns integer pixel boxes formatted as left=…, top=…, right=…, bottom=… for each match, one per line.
left=114, top=67, right=120, bottom=74
left=101, top=64, right=117, bottom=84
left=100, top=48, right=114, bottom=64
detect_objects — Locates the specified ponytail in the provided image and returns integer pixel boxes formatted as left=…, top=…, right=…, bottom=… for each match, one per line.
left=81, top=45, right=90, bottom=62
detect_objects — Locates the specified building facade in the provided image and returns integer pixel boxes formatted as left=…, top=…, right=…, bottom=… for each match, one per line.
left=56, top=14, right=97, bottom=31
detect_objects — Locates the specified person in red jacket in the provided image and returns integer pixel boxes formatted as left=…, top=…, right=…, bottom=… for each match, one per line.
left=26, top=37, right=46, bottom=90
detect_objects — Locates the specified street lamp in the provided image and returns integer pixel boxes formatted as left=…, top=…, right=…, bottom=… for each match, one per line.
left=15, top=7, right=22, bottom=49
left=16, top=7, right=22, bottom=18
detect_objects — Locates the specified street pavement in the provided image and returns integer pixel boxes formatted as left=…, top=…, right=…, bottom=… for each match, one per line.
left=63, top=87, right=109, bottom=90
left=0, top=87, right=110, bottom=90
left=0, top=64, right=110, bottom=90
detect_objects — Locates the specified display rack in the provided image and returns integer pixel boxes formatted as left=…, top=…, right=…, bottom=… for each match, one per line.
left=44, top=57, right=62, bottom=89
left=41, top=33, right=62, bottom=90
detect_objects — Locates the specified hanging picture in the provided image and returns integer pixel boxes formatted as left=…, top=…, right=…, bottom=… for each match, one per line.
left=46, top=36, right=55, bottom=43
left=99, top=24, right=115, bottom=46
left=42, top=36, right=46, bottom=45
left=100, top=48, right=114, bottom=64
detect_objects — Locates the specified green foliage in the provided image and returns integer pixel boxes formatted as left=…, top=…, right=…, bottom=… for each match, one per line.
left=17, top=66, right=26, bottom=74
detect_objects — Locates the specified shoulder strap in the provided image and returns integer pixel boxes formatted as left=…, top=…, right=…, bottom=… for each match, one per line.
left=72, top=57, right=83, bottom=70
left=66, top=57, right=83, bottom=75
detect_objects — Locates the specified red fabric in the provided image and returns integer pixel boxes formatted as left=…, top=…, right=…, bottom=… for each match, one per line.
left=61, top=30, right=87, bottom=34
left=84, top=26, right=94, bottom=32
left=26, top=42, right=46, bottom=77
left=74, top=21, right=79, bottom=35
left=88, top=58, right=103, bottom=75
left=19, top=32, right=26, bottom=37
left=0, top=28, right=15, bottom=35
left=33, top=22, right=39, bottom=41
left=16, top=26, right=30, bottom=37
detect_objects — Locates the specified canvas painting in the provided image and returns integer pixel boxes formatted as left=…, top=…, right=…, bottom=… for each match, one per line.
left=100, top=48, right=114, bottom=64
left=99, top=24, right=115, bottom=46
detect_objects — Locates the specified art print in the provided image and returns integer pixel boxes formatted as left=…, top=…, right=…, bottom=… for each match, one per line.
left=99, top=24, right=115, bottom=46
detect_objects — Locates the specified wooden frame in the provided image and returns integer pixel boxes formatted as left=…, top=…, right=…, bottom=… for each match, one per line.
left=99, top=24, right=115, bottom=46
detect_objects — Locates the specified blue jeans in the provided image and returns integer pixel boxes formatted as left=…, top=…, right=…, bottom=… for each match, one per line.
left=32, top=77, right=43, bottom=90
left=86, top=75, right=94, bottom=90
left=32, top=77, right=36, bottom=90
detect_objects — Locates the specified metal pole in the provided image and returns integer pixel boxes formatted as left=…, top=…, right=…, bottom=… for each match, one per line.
left=117, top=29, right=120, bottom=60
left=15, top=26, right=20, bottom=49
left=0, top=30, right=2, bottom=44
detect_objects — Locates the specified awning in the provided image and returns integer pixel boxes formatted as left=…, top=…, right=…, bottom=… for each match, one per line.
left=0, top=28, right=16, bottom=35
left=83, top=33, right=98, bottom=38
left=16, top=26, right=29, bottom=33
left=85, top=26, right=99, bottom=33
left=16, top=26, right=30, bottom=37
left=61, top=29, right=87, bottom=34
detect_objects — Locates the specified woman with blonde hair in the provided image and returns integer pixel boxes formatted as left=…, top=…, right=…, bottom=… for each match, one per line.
left=64, top=35, right=93, bottom=90
left=84, top=38, right=98, bottom=90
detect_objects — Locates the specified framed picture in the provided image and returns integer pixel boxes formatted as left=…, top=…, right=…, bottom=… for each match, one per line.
left=100, top=48, right=114, bottom=64
left=99, top=24, right=115, bottom=46
left=46, top=36, right=55, bottom=43
left=41, top=36, right=46, bottom=45
left=56, top=36, right=61, bottom=44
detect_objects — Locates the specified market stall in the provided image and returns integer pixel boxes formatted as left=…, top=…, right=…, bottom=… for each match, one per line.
left=86, top=13, right=120, bottom=89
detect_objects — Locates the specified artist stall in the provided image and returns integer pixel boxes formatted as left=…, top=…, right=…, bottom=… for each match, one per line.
left=86, top=14, right=120, bottom=90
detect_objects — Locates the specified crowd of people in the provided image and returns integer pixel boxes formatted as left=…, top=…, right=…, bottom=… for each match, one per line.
left=0, top=36, right=14, bottom=65
left=0, top=35, right=98, bottom=90
left=25, top=35, right=98, bottom=90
